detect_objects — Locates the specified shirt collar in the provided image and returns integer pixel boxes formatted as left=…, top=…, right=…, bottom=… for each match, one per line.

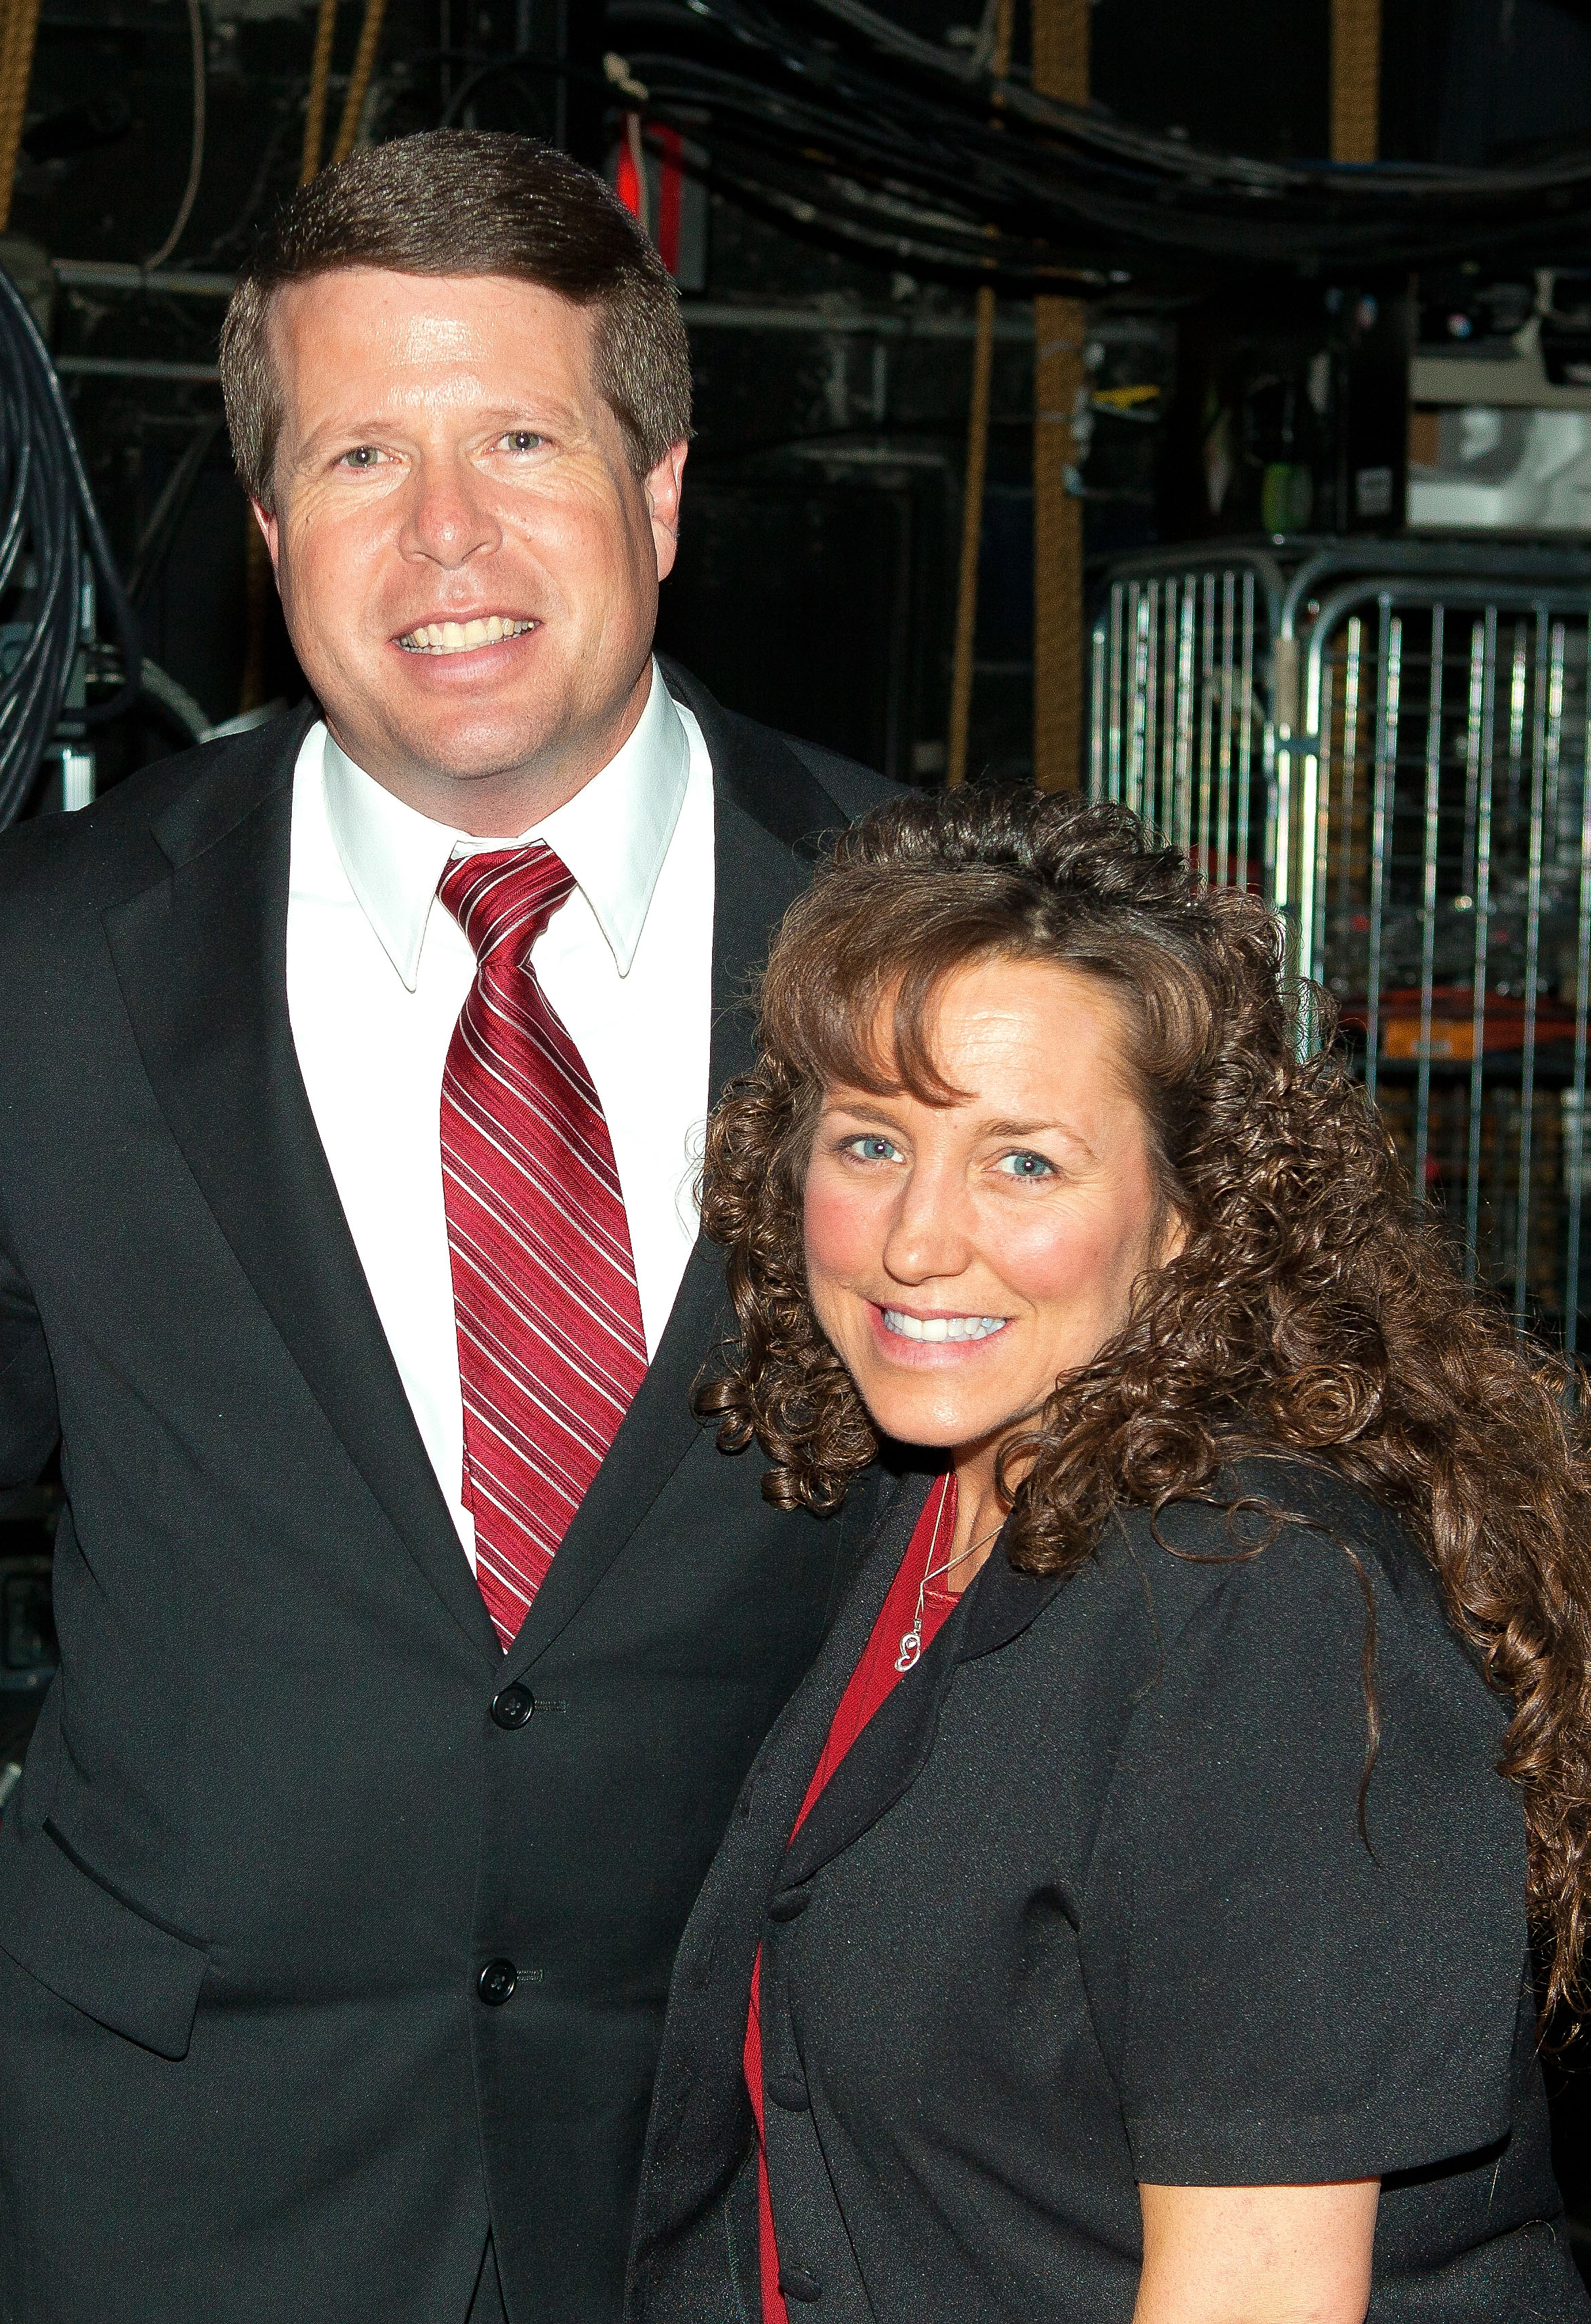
left=321, top=659, right=692, bottom=992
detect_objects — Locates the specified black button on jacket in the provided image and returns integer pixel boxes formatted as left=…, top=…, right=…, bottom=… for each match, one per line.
left=626, top=1458, right=1590, bottom=2324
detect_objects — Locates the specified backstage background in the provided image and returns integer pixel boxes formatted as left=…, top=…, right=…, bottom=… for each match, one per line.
left=6, top=0, right=1591, bottom=2269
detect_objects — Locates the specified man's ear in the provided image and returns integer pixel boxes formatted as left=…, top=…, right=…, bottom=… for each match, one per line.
left=645, top=442, right=688, bottom=582
left=250, top=497, right=281, bottom=576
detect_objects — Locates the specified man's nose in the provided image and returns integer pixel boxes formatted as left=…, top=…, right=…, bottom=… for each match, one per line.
left=398, top=455, right=502, bottom=567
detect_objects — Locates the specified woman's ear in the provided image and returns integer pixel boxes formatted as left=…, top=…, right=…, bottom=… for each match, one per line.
left=1155, top=1205, right=1189, bottom=1269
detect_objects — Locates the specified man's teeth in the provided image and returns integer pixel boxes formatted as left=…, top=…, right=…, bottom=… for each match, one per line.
left=400, top=616, right=535, bottom=653
left=882, top=1311, right=1006, bottom=1344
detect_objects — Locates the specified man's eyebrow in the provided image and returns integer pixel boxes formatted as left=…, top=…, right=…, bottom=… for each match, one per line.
left=468, top=406, right=571, bottom=428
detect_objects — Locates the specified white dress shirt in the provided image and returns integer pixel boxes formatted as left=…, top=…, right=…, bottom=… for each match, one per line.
left=285, top=662, right=716, bottom=1569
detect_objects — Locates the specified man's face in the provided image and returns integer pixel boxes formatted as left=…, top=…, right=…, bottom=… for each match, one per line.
left=256, top=267, right=688, bottom=829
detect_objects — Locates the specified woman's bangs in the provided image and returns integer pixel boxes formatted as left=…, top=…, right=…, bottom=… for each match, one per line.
left=793, top=940, right=986, bottom=1108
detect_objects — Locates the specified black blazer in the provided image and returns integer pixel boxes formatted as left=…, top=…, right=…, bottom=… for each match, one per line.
left=628, top=1461, right=1585, bottom=2324
left=0, top=663, right=901, bottom=2324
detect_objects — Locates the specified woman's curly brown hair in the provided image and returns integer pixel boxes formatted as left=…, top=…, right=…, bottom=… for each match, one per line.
left=698, top=786, right=1591, bottom=2014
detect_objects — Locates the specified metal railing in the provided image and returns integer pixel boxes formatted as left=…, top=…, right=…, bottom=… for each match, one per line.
left=1090, top=537, right=1591, bottom=1346
left=1089, top=546, right=1281, bottom=894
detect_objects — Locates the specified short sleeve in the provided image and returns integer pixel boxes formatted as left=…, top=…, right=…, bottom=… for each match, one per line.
left=1078, top=1521, right=1530, bottom=2186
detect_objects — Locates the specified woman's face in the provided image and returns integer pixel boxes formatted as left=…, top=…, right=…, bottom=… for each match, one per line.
left=803, top=955, right=1179, bottom=1462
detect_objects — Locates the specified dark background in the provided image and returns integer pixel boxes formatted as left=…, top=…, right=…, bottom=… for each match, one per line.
left=14, top=1, right=1588, bottom=784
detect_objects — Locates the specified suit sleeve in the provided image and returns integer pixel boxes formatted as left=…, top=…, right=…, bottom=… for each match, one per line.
left=1078, top=1524, right=1529, bottom=2186
left=0, top=1207, right=58, bottom=1486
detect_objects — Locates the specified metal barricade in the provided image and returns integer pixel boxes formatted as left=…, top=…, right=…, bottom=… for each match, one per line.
left=1089, top=538, right=1591, bottom=1346
left=1089, top=547, right=1282, bottom=892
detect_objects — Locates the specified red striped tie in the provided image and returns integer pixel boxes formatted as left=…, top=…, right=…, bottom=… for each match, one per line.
left=438, top=845, right=648, bottom=1648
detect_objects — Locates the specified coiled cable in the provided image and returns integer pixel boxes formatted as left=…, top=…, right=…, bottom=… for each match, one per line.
left=0, top=262, right=142, bottom=830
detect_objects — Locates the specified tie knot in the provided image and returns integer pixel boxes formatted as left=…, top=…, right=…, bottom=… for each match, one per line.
left=438, top=844, right=576, bottom=969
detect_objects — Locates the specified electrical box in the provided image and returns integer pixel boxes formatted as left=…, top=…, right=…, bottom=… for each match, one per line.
left=1165, top=281, right=1412, bottom=542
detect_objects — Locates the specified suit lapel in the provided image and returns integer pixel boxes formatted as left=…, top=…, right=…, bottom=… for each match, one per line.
left=631, top=1474, right=933, bottom=2204
left=103, top=710, right=500, bottom=1660
left=501, top=670, right=860, bottom=1676
left=778, top=1533, right=1068, bottom=1896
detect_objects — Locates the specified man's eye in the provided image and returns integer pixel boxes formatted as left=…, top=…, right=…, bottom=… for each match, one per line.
left=996, top=1150, right=1055, bottom=1180
left=339, top=446, right=388, bottom=469
left=498, top=430, right=542, bottom=454
left=843, top=1136, right=902, bottom=1164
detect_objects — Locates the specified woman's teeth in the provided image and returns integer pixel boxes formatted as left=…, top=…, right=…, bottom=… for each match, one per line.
left=399, top=616, right=535, bottom=653
left=882, top=1310, right=1006, bottom=1343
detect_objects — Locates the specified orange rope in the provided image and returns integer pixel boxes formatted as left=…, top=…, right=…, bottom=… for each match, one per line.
left=0, top=0, right=45, bottom=234
left=300, top=0, right=339, bottom=182
left=946, top=286, right=996, bottom=789
left=331, top=0, right=388, bottom=166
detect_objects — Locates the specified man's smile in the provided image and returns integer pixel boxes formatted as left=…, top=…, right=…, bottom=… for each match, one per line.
left=396, top=614, right=539, bottom=654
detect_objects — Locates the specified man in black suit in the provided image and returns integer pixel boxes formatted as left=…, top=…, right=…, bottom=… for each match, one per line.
left=0, top=130, right=897, bottom=2324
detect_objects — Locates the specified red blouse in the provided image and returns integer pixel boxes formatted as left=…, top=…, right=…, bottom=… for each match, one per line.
left=745, top=1473, right=960, bottom=2324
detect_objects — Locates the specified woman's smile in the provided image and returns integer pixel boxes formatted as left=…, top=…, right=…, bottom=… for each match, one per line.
left=876, top=1304, right=1009, bottom=1349
left=863, top=1298, right=1014, bottom=1377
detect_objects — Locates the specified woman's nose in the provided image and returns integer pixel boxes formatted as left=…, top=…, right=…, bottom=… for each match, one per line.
left=881, top=1163, right=973, bottom=1286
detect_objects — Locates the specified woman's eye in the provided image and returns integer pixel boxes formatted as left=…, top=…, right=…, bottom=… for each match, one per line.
left=995, top=1149, right=1055, bottom=1180
left=842, top=1135, right=903, bottom=1164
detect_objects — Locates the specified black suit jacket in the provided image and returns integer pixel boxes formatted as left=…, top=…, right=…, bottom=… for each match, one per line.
left=0, top=662, right=901, bottom=2324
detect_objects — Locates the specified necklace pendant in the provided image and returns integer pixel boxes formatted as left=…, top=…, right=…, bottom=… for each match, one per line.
left=894, top=1630, right=921, bottom=1675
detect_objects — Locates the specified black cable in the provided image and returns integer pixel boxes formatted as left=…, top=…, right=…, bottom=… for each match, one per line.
left=601, top=0, right=1591, bottom=280
left=191, top=100, right=301, bottom=267
left=0, top=266, right=142, bottom=829
left=125, top=415, right=224, bottom=611
left=435, top=48, right=610, bottom=128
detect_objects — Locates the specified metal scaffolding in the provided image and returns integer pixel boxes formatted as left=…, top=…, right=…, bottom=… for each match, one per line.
left=1090, top=536, right=1591, bottom=1347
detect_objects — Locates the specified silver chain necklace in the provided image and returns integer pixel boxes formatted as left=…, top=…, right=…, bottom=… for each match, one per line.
left=895, top=1487, right=1004, bottom=1675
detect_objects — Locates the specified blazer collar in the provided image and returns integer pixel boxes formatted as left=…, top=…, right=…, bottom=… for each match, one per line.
left=105, top=700, right=504, bottom=1660
left=776, top=1521, right=1066, bottom=1898
left=104, top=675, right=865, bottom=1672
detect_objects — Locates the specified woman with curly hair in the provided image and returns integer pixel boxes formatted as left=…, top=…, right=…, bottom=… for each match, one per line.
left=625, top=788, right=1591, bottom=2324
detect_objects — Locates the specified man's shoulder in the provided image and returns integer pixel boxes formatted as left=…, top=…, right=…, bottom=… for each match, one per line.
left=660, top=657, right=908, bottom=836
left=0, top=706, right=311, bottom=926
left=776, top=731, right=903, bottom=825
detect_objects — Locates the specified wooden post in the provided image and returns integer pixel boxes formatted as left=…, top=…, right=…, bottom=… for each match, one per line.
left=1330, top=0, right=1380, bottom=163
left=946, top=0, right=1013, bottom=789
left=1030, top=0, right=1089, bottom=793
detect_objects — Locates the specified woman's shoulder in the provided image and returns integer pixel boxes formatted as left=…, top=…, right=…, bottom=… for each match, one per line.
left=1104, top=1450, right=1424, bottom=1607
left=1096, top=1451, right=1507, bottom=1746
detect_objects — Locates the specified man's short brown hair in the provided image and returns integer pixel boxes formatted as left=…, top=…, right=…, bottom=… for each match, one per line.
left=219, top=129, right=692, bottom=510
